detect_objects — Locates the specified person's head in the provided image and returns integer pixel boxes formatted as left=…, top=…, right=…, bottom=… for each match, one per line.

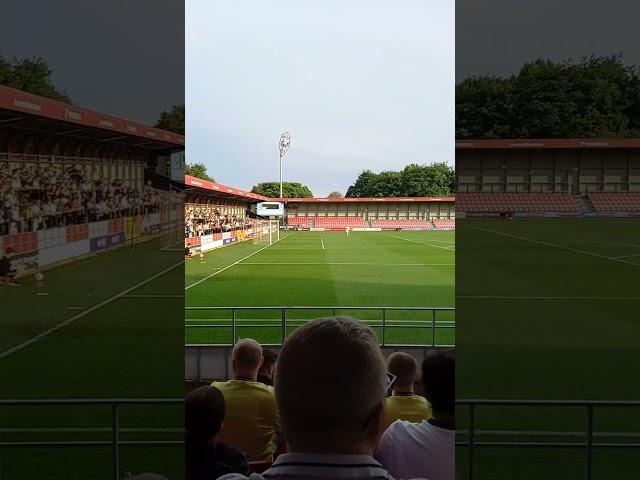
left=185, top=386, right=225, bottom=444
left=232, top=338, right=263, bottom=379
left=258, top=348, right=278, bottom=379
left=275, top=316, right=387, bottom=455
left=387, top=352, right=419, bottom=392
left=421, top=348, right=455, bottom=417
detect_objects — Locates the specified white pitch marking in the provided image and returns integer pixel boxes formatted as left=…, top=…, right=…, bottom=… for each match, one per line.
left=477, top=227, right=640, bottom=267
left=0, top=261, right=184, bottom=361
left=320, top=237, right=325, bottom=250
left=239, top=262, right=455, bottom=266
left=613, top=252, right=640, bottom=260
left=185, top=232, right=295, bottom=290
left=458, top=295, right=640, bottom=300
left=122, top=294, right=184, bottom=298
left=384, top=234, right=455, bottom=251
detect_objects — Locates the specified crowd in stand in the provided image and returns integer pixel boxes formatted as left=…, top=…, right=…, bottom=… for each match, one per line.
left=185, top=204, right=251, bottom=237
left=0, top=162, right=166, bottom=235
left=186, top=316, right=455, bottom=480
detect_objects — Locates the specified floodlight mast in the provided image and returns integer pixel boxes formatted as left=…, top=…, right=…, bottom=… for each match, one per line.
left=279, top=132, right=291, bottom=198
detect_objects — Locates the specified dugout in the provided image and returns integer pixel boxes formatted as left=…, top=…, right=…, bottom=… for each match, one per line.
left=457, top=139, right=640, bottom=194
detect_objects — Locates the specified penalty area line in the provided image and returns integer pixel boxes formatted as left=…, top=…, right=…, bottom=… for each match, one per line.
left=0, top=260, right=184, bottom=361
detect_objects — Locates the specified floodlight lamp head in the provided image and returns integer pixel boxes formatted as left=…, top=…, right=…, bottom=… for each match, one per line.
left=279, top=131, right=291, bottom=157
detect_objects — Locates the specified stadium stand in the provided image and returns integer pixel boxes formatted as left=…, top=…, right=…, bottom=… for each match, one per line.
left=456, top=193, right=580, bottom=213
left=432, top=219, right=455, bottom=230
left=185, top=204, right=250, bottom=237
left=370, top=219, right=433, bottom=230
left=286, top=216, right=313, bottom=228
left=587, top=192, right=640, bottom=212
left=313, top=216, right=365, bottom=229
left=0, top=159, right=170, bottom=236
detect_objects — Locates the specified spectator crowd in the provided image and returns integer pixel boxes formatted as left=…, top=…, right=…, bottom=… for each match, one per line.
left=185, top=204, right=251, bottom=237
left=0, top=161, right=168, bottom=235
left=186, top=316, right=455, bottom=480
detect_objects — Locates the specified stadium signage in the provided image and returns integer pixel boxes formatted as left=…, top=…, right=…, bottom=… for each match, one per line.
left=13, top=98, right=41, bottom=112
left=64, top=108, right=82, bottom=121
left=1, top=85, right=184, bottom=147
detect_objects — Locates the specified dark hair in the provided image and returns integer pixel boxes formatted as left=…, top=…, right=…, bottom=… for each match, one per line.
left=421, top=348, right=455, bottom=414
left=185, top=386, right=225, bottom=443
left=260, top=349, right=278, bottom=372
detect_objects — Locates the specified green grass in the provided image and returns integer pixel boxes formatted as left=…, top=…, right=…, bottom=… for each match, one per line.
left=0, top=239, right=185, bottom=479
left=185, top=230, right=455, bottom=347
left=456, top=218, right=640, bottom=480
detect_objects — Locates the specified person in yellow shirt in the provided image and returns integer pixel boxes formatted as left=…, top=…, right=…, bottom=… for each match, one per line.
left=212, top=339, right=282, bottom=461
left=383, top=352, right=431, bottom=430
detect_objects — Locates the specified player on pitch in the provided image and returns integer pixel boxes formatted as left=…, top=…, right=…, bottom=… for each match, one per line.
left=345, top=225, right=351, bottom=237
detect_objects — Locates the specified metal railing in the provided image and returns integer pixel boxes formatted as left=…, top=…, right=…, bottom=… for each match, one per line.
left=456, top=399, right=640, bottom=480
left=0, top=398, right=183, bottom=480
left=185, top=306, right=455, bottom=347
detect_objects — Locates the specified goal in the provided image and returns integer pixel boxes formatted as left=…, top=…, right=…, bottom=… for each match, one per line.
left=252, top=220, right=280, bottom=246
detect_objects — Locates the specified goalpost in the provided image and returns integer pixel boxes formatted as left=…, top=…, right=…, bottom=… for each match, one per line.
left=252, top=219, right=280, bottom=246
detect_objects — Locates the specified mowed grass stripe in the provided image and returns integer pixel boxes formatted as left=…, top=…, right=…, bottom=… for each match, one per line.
left=185, top=231, right=455, bottom=346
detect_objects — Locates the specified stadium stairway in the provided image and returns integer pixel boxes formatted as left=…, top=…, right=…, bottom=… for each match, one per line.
left=577, top=195, right=596, bottom=214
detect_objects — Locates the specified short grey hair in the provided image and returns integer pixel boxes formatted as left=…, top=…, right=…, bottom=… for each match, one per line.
left=232, top=338, right=263, bottom=370
left=275, top=316, right=387, bottom=448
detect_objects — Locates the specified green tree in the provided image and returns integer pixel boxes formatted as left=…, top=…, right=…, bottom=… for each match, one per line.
left=346, top=163, right=455, bottom=197
left=456, top=54, right=640, bottom=139
left=345, top=170, right=377, bottom=197
left=155, top=104, right=184, bottom=135
left=327, top=191, right=343, bottom=198
left=185, top=162, right=213, bottom=181
left=251, top=182, right=313, bottom=198
left=0, top=55, right=70, bottom=102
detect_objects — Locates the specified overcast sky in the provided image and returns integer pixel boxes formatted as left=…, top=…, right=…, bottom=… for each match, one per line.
left=187, top=0, right=454, bottom=197
left=456, top=0, right=640, bottom=81
left=0, top=0, right=184, bottom=126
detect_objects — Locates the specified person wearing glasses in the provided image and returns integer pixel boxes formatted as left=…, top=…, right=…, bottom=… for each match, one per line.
left=376, top=348, right=455, bottom=480
left=219, top=316, right=418, bottom=480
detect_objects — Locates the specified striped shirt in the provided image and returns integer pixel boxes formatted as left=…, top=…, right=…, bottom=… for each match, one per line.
left=218, top=453, right=425, bottom=480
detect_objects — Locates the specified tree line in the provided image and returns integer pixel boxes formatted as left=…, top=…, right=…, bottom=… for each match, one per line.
left=456, top=54, right=640, bottom=139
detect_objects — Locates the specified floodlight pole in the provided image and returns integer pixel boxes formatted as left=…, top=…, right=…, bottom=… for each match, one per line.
left=279, top=132, right=290, bottom=198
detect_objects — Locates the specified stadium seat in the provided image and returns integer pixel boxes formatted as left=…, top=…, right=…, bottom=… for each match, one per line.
left=587, top=192, right=640, bottom=212
left=314, top=217, right=365, bottom=229
left=456, top=193, right=580, bottom=213
left=370, top=219, right=432, bottom=230
left=432, top=219, right=455, bottom=230
left=287, top=216, right=313, bottom=227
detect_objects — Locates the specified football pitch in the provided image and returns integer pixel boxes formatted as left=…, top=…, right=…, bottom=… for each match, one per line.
left=0, top=239, right=185, bottom=480
left=185, top=230, right=456, bottom=347
left=456, top=218, right=640, bottom=480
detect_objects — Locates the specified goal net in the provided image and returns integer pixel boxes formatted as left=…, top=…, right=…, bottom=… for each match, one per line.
left=252, top=220, right=280, bottom=246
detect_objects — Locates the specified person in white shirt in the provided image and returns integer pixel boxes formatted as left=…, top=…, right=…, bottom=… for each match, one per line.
left=219, top=317, right=424, bottom=480
left=375, top=348, right=455, bottom=480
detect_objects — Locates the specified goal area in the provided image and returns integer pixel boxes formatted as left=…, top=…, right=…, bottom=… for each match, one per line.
left=252, top=220, right=280, bottom=246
